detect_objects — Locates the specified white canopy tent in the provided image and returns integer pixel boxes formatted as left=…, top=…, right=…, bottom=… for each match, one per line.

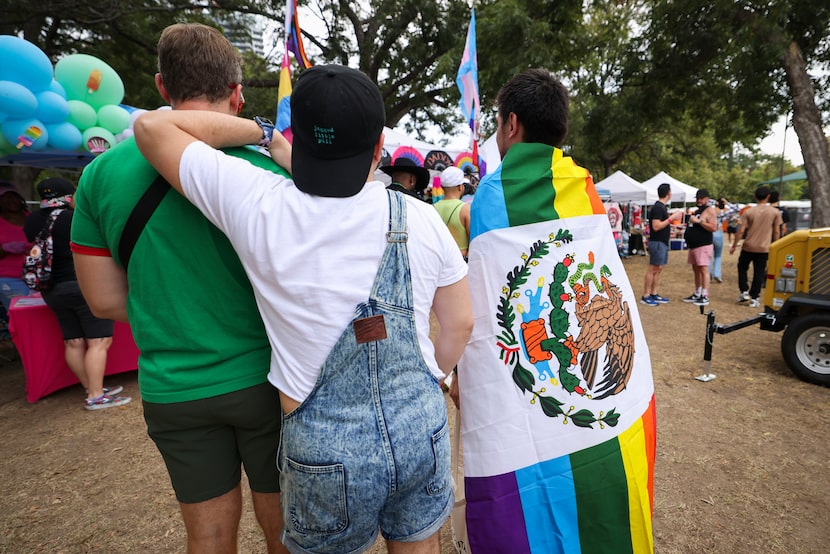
left=640, top=171, right=698, bottom=204
left=594, top=170, right=656, bottom=205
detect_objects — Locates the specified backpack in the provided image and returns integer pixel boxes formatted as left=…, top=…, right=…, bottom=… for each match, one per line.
left=22, top=208, right=65, bottom=292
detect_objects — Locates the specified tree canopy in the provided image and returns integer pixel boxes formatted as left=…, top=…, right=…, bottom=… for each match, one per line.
left=2, top=0, right=828, bottom=220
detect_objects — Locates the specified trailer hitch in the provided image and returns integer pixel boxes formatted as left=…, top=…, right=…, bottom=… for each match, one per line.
left=696, top=304, right=768, bottom=382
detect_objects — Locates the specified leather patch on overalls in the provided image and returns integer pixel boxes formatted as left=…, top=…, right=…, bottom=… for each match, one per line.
left=354, top=314, right=388, bottom=344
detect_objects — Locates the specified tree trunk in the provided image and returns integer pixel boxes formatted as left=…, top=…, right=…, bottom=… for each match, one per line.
left=781, top=41, right=830, bottom=227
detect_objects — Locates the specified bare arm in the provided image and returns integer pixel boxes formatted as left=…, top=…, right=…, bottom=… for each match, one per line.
left=73, top=253, right=129, bottom=322
left=651, top=212, right=679, bottom=231
left=730, top=222, right=744, bottom=253
left=459, top=202, right=471, bottom=239
left=696, top=206, right=717, bottom=232
left=133, top=110, right=291, bottom=194
left=431, top=277, right=473, bottom=375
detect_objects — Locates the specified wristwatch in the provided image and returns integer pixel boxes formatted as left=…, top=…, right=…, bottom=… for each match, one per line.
left=253, top=116, right=274, bottom=147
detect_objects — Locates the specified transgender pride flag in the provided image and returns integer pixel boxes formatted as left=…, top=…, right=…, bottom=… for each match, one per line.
left=456, top=9, right=481, bottom=174
left=459, top=143, right=656, bottom=553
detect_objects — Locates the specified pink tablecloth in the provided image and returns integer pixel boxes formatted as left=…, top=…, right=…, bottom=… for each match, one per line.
left=8, top=295, right=139, bottom=403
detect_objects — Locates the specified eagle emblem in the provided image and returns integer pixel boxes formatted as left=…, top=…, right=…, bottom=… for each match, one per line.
left=495, top=229, right=635, bottom=428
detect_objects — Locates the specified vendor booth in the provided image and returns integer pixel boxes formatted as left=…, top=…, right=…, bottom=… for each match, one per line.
left=8, top=296, right=139, bottom=403
left=595, top=170, right=656, bottom=205
left=640, top=171, right=698, bottom=204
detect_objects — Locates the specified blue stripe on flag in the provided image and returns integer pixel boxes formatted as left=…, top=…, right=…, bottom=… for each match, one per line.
left=516, top=456, right=581, bottom=554
left=470, top=166, right=509, bottom=240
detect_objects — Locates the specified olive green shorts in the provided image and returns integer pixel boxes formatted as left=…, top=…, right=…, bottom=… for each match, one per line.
left=143, top=381, right=281, bottom=503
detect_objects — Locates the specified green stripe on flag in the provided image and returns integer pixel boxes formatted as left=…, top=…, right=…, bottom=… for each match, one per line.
left=571, top=438, right=633, bottom=554
left=500, top=143, right=560, bottom=226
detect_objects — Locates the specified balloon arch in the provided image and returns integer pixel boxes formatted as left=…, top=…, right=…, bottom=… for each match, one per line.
left=0, top=36, right=134, bottom=161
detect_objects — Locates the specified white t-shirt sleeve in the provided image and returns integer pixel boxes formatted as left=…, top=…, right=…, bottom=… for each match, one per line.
left=407, top=197, right=467, bottom=287
left=179, top=141, right=287, bottom=238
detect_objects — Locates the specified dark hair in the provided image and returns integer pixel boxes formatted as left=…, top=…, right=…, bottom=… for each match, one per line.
left=157, top=23, right=243, bottom=103
left=755, top=185, right=771, bottom=201
left=768, top=189, right=780, bottom=203
left=657, top=183, right=671, bottom=198
left=496, top=68, right=569, bottom=147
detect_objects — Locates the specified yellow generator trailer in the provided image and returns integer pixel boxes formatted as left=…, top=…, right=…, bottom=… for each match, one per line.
left=702, top=228, right=830, bottom=386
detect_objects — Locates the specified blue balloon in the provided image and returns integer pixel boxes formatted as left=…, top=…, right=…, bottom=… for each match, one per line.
left=0, top=36, right=53, bottom=92
left=48, top=80, right=67, bottom=98
left=35, top=90, right=70, bottom=123
left=46, top=121, right=82, bottom=151
left=0, top=80, right=38, bottom=118
left=1, top=117, right=49, bottom=150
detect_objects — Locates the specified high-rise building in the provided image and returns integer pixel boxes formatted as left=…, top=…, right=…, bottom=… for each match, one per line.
left=219, top=13, right=265, bottom=57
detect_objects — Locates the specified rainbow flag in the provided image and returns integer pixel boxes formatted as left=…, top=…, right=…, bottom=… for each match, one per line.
left=276, top=50, right=293, bottom=142
left=460, top=143, right=656, bottom=553
left=285, top=0, right=311, bottom=69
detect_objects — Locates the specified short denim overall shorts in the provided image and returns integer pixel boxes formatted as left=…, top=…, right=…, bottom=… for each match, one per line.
left=279, top=191, right=453, bottom=554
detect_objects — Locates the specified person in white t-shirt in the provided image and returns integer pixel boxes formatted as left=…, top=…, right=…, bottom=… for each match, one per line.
left=133, top=65, right=472, bottom=554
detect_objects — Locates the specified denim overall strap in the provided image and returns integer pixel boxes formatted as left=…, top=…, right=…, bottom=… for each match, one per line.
left=278, top=190, right=452, bottom=554
left=369, top=190, right=412, bottom=308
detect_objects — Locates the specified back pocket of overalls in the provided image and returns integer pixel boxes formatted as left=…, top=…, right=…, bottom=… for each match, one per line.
left=284, top=457, right=348, bottom=535
left=427, top=420, right=451, bottom=496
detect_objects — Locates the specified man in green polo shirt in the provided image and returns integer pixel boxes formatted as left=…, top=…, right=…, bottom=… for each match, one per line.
left=71, top=24, right=289, bottom=553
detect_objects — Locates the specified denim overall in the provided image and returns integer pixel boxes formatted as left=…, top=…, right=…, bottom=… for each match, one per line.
left=279, top=191, right=453, bottom=554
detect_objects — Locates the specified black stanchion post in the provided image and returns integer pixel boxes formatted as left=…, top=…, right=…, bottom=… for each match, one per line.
left=696, top=310, right=717, bottom=382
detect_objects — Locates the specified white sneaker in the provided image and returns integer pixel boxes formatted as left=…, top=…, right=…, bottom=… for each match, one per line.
left=748, top=298, right=760, bottom=308
left=737, top=291, right=750, bottom=303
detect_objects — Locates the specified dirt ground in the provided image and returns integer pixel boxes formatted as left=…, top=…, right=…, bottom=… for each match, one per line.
left=0, top=249, right=828, bottom=553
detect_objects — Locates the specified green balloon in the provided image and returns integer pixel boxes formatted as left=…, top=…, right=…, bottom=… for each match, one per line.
left=81, top=126, right=117, bottom=154
left=67, top=100, right=97, bottom=131
left=54, top=54, right=124, bottom=109
left=97, top=104, right=130, bottom=134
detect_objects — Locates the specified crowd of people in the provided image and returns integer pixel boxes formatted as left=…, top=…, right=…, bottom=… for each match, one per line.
left=639, top=183, right=785, bottom=310
left=0, top=19, right=793, bottom=554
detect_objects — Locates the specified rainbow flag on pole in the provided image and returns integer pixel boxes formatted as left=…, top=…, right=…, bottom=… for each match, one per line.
left=285, top=0, right=311, bottom=69
left=276, top=49, right=293, bottom=142
left=460, top=143, right=656, bottom=553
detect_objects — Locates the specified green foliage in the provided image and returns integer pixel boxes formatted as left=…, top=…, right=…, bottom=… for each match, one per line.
left=2, top=0, right=826, bottom=197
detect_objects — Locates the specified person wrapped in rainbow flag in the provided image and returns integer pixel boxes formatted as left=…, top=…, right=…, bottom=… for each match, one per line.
left=458, top=68, right=656, bottom=554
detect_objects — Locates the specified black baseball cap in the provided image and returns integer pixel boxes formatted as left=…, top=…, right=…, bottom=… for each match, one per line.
left=37, top=177, right=75, bottom=199
left=291, top=65, right=386, bottom=197
left=695, top=188, right=710, bottom=199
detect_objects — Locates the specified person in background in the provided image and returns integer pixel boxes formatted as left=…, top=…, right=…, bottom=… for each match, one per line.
left=731, top=185, right=782, bottom=308
left=0, top=180, right=32, bottom=326
left=682, top=188, right=717, bottom=306
left=71, top=23, right=288, bottom=553
left=768, top=189, right=789, bottom=236
left=24, top=178, right=128, bottom=410
left=710, top=196, right=739, bottom=283
left=726, top=210, right=740, bottom=245
left=380, top=157, right=431, bottom=201
left=434, top=166, right=471, bottom=258
left=131, top=63, right=472, bottom=554
left=641, top=183, right=681, bottom=306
